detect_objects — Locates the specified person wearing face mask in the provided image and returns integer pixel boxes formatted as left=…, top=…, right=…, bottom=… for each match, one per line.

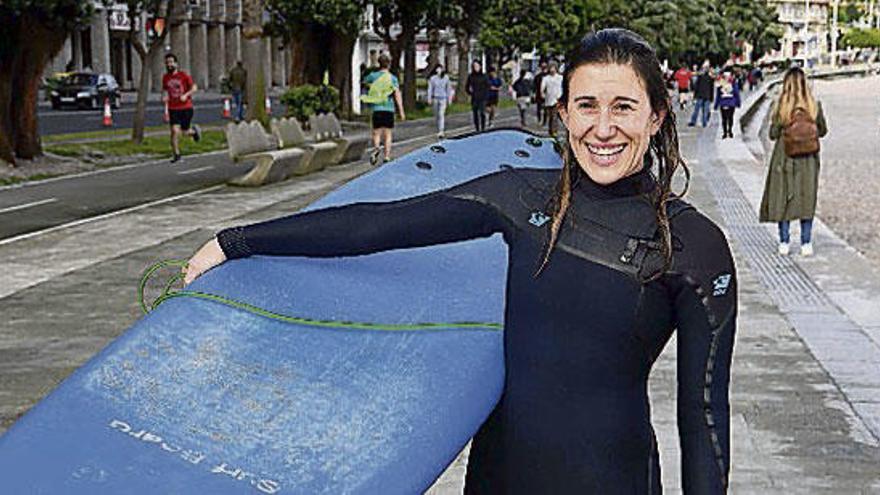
left=162, top=53, right=201, bottom=163
left=183, top=29, right=736, bottom=494
left=427, top=64, right=452, bottom=139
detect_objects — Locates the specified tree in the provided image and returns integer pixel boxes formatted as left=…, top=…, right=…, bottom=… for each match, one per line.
left=434, top=0, right=492, bottom=104
left=479, top=0, right=580, bottom=67
left=372, top=1, right=432, bottom=112
left=719, top=0, right=782, bottom=62
left=110, top=0, right=174, bottom=144
left=0, top=0, right=92, bottom=166
left=242, top=0, right=268, bottom=124
left=266, top=0, right=366, bottom=116
left=842, top=27, right=880, bottom=48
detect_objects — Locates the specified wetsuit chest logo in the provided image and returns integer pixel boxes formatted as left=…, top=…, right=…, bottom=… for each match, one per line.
left=529, top=211, right=550, bottom=227
left=713, top=273, right=732, bottom=296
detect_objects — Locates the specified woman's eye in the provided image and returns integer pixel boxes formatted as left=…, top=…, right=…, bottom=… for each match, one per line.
left=614, top=104, right=634, bottom=112
left=577, top=102, right=598, bottom=111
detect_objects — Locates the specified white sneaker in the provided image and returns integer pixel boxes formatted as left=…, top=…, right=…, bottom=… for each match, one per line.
left=801, top=243, right=814, bottom=257
left=778, top=242, right=790, bottom=255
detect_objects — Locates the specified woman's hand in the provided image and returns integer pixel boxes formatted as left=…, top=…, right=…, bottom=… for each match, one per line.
left=183, top=237, right=227, bottom=285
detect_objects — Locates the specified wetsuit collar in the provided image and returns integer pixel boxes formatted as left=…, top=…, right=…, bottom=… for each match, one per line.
left=572, top=163, right=656, bottom=200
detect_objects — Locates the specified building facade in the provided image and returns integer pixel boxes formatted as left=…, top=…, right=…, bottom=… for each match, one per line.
left=766, top=0, right=830, bottom=62
left=47, top=0, right=288, bottom=94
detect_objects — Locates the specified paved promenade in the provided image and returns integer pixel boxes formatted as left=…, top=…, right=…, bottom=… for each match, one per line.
left=2, top=80, right=880, bottom=493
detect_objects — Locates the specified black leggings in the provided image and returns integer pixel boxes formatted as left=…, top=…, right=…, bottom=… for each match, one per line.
left=472, top=101, right=487, bottom=132
left=720, top=107, right=735, bottom=135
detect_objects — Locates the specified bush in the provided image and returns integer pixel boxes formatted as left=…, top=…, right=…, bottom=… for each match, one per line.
left=280, top=84, right=340, bottom=123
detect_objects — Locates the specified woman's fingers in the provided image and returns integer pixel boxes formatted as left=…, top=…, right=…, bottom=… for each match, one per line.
left=182, top=238, right=226, bottom=286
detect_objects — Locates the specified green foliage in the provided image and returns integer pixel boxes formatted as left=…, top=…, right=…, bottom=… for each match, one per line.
left=719, top=0, right=782, bottom=61
left=280, top=84, right=341, bottom=122
left=842, top=28, right=880, bottom=48
left=266, top=0, right=365, bottom=41
left=479, top=0, right=580, bottom=61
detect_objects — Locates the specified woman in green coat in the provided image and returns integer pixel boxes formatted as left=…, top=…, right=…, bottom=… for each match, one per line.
left=759, top=67, right=827, bottom=256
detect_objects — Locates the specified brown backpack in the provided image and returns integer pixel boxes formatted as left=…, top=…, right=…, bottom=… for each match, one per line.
left=783, top=108, right=819, bottom=157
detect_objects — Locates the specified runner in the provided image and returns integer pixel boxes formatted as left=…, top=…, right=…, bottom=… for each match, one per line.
left=361, top=54, right=406, bottom=165
left=162, top=53, right=201, bottom=164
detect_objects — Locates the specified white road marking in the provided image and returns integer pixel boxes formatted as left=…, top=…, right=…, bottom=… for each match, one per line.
left=0, top=186, right=223, bottom=246
left=0, top=198, right=58, bottom=214
left=177, top=166, right=214, bottom=175
left=0, top=150, right=228, bottom=191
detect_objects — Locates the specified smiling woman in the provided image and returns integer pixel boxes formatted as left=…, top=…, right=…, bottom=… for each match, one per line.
left=183, top=29, right=737, bottom=494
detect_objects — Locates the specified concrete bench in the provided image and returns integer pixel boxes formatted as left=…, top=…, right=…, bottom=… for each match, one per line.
left=270, top=117, right=338, bottom=172
left=224, top=121, right=313, bottom=187
left=309, top=113, right=370, bottom=165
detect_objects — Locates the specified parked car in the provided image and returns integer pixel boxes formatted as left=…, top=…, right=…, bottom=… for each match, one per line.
left=50, top=72, right=121, bottom=110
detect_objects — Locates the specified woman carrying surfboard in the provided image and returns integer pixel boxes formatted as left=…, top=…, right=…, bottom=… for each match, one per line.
left=185, top=29, right=736, bottom=494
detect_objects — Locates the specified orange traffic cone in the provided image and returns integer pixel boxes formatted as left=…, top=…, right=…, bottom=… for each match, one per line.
left=222, top=98, right=231, bottom=119
left=102, top=97, right=113, bottom=127
left=265, top=96, right=272, bottom=116
left=163, top=102, right=170, bottom=123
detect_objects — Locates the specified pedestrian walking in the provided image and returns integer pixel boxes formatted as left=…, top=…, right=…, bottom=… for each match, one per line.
left=427, top=65, right=452, bottom=140
left=227, top=61, right=247, bottom=122
left=512, top=69, right=532, bottom=127
left=162, top=53, right=201, bottom=163
left=465, top=61, right=490, bottom=132
left=714, top=70, right=740, bottom=139
left=688, top=61, right=714, bottom=127
left=183, top=28, right=737, bottom=494
left=361, top=54, right=406, bottom=165
left=540, top=61, right=563, bottom=136
left=748, top=66, right=763, bottom=91
left=673, top=65, right=693, bottom=109
left=486, top=67, right=503, bottom=128
left=759, top=67, right=827, bottom=257
left=533, top=61, right=547, bottom=125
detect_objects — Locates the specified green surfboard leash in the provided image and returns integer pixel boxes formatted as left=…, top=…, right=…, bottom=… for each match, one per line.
left=139, top=260, right=503, bottom=333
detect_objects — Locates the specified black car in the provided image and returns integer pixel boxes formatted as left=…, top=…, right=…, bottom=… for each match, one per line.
left=50, top=72, right=121, bottom=110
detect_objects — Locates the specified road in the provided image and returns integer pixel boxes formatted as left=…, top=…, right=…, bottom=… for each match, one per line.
left=37, top=95, right=274, bottom=136
left=2, top=109, right=519, bottom=243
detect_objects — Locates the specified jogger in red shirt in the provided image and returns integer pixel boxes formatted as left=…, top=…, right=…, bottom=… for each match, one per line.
left=162, top=53, right=201, bottom=163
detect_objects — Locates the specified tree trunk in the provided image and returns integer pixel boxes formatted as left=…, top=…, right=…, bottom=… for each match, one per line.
left=403, top=31, right=417, bottom=112
left=243, top=0, right=267, bottom=125
left=132, top=49, right=151, bottom=144
left=329, top=31, right=356, bottom=118
left=0, top=51, right=15, bottom=166
left=455, top=30, right=471, bottom=104
left=12, top=14, right=67, bottom=160
left=288, top=22, right=326, bottom=87
left=425, top=27, right=441, bottom=76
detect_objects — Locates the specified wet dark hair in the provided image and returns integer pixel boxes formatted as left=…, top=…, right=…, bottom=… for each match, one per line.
left=537, top=28, right=690, bottom=281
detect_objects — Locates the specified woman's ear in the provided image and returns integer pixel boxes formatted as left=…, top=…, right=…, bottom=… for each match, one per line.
left=650, top=109, right=667, bottom=136
left=557, top=102, right=568, bottom=128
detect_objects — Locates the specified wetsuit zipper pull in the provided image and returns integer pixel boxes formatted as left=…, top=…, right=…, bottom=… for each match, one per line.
left=620, top=238, right=640, bottom=264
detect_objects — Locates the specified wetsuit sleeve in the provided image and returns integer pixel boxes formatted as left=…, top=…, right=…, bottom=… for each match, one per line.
left=216, top=173, right=509, bottom=259
left=670, top=212, right=738, bottom=494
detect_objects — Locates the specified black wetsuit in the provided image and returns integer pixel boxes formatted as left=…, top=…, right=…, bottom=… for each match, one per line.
left=217, top=167, right=737, bottom=494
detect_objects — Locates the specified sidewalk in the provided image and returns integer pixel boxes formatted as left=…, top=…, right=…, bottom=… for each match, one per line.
left=2, top=91, right=880, bottom=492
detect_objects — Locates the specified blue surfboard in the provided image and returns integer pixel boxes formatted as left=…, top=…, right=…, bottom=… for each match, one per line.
left=0, top=129, right=562, bottom=494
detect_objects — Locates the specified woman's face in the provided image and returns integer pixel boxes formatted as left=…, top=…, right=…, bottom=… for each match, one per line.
left=558, top=63, right=665, bottom=185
